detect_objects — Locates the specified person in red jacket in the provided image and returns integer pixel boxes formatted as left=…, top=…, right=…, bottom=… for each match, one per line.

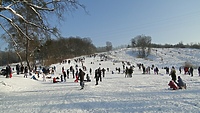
left=53, top=77, right=58, bottom=83
left=168, top=80, right=179, bottom=90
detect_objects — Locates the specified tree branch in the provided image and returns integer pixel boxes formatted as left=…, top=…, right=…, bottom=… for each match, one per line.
left=0, top=23, right=18, bottom=47
left=0, top=14, right=32, bottom=40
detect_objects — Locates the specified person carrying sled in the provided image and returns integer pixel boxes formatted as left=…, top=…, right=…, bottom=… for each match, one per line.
left=177, top=76, right=186, bottom=89
left=78, top=69, right=85, bottom=89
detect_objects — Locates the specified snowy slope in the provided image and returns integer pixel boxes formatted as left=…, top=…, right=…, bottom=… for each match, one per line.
left=111, top=48, right=200, bottom=68
left=0, top=48, right=200, bottom=113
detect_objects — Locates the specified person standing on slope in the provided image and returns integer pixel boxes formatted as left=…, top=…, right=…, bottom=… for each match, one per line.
left=95, top=69, right=99, bottom=85
left=102, top=68, right=106, bottom=77
left=78, top=69, right=85, bottom=89
left=170, top=66, right=177, bottom=83
left=63, top=70, right=67, bottom=82
left=24, top=66, right=28, bottom=78
left=189, top=67, right=194, bottom=77
left=98, top=67, right=102, bottom=82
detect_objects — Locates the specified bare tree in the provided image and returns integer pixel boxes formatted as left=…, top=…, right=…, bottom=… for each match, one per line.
left=106, top=41, right=112, bottom=51
left=132, top=35, right=151, bottom=58
left=0, top=0, right=85, bottom=69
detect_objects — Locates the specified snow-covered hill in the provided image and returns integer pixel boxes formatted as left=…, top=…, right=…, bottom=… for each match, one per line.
left=0, top=48, right=200, bottom=113
left=109, top=48, right=200, bottom=68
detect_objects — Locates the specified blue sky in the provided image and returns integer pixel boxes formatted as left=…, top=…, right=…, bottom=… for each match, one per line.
left=1, top=0, right=200, bottom=50
left=59, top=0, right=200, bottom=47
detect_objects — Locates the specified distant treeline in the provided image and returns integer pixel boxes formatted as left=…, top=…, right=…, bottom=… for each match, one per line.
left=151, top=42, right=200, bottom=49
left=0, top=51, right=19, bottom=66
left=1, top=39, right=200, bottom=66
left=0, top=36, right=97, bottom=66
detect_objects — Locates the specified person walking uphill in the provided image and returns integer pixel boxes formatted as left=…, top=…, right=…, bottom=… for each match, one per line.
left=78, top=69, right=85, bottom=89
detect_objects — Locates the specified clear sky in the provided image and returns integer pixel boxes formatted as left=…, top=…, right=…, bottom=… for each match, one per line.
left=1, top=0, right=200, bottom=50
left=59, top=0, right=200, bottom=47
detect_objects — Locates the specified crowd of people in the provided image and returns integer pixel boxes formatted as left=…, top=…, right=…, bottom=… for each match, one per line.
left=2, top=53, right=200, bottom=91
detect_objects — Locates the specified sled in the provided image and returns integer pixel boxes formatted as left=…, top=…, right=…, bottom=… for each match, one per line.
left=179, top=83, right=187, bottom=89
left=168, top=80, right=179, bottom=90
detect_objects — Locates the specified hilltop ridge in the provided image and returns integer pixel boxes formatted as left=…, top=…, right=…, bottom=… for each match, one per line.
left=105, top=48, right=200, bottom=68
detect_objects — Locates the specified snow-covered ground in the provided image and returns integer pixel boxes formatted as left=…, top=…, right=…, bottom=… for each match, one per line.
left=0, top=48, right=200, bottom=113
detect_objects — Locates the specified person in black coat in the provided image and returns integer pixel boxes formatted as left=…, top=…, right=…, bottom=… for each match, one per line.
left=98, top=68, right=102, bottom=82
left=5, top=65, right=10, bottom=78
left=189, top=67, right=194, bottom=77
left=21, top=65, right=24, bottom=74
left=95, top=69, right=99, bottom=85
left=78, top=69, right=85, bottom=89
left=16, top=64, right=20, bottom=75
left=24, top=66, right=28, bottom=78
left=63, top=70, right=67, bottom=82
left=102, top=68, right=106, bottom=77
left=66, top=69, right=69, bottom=79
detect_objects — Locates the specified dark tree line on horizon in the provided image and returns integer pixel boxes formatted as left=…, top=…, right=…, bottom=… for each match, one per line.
left=0, top=36, right=96, bottom=66
left=1, top=35, right=200, bottom=66
left=151, top=42, right=200, bottom=49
